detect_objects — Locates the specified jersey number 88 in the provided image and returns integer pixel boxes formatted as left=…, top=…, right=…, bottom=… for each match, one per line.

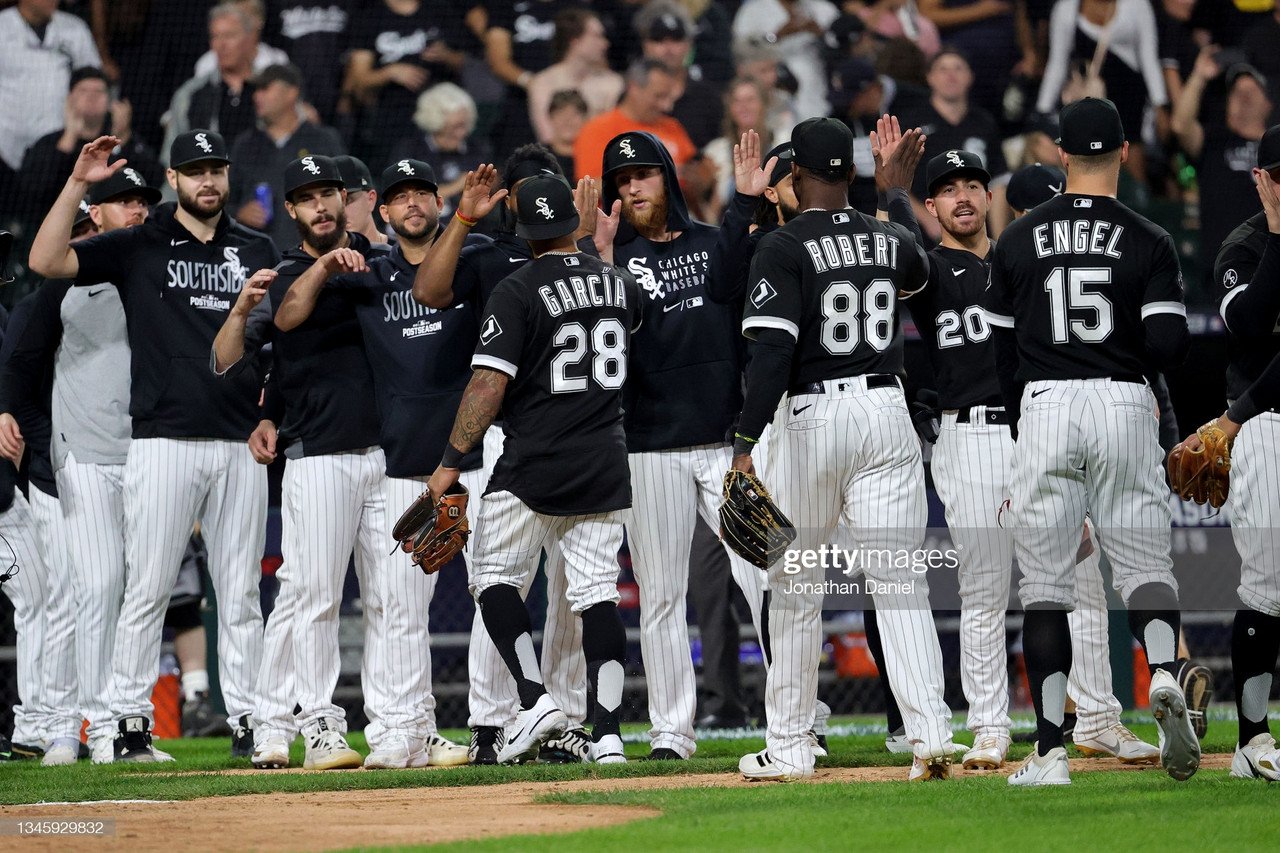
left=821, top=279, right=895, bottom=354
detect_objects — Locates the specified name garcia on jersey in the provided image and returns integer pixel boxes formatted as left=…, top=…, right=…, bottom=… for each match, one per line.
left=804, top=231, right=903, bottom=274
left=538, top=270, right=630, bottom=317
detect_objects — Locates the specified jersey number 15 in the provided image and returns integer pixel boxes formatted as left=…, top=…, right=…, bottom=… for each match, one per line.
left=1043, top=267, right=1114, bottom=344
left=550, top=318, right=627, bottom=393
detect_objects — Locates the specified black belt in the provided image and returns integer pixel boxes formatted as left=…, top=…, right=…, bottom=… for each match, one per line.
left=956, top=407, right=1009, bottom=425
left=1110, top=373, right=1146, bottom=385
left=788, top=374, right=900, bottom=397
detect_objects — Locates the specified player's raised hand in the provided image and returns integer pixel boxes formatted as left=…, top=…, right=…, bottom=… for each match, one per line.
left=70, top=136, right=126, bottom=184
left=574, top=175, right=599, bottom=239
left=0, top=413, right=24, bottom=464
left=1255, top=168, right=1280, bottom=235
left=320, top=247, right=368, bottom=275
left=248, top=419, right=277, bottom=464
left=594, top=199, right=623, bottom=261
left=457, top=164, right=508, bottom=223
left=734, top=129, right=779, bottom=198
left=233, top=268, right=277, bottom=316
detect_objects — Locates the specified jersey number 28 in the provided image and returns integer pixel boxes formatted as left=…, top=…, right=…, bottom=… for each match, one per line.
left=821, top=279, right=895, bottom=354
left=1043, top=267, right=1114, bottom=344
left=550, top=318, right=627, bottom=393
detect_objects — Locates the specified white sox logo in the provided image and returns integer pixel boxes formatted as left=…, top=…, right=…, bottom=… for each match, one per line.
left=536, top=197, right=553, bottom=219
left=480, top=315, right=503, bottom=344
left=194, top=133, right=213, bottom=153
left=301, top=156, right=321, bottom=175
left=123, top=168, right=144, bottom=186
left=627, top=257, right=663, bottom=300
left=751, top=278, right=777, bottom=308
left=397, top=160, right=415, bottom=175
left=619, top=138, right=636, bottom=159
left=945, top=150, right=964, bottom=168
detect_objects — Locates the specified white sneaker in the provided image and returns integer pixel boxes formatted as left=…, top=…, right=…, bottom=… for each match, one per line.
left=90, top=739, right=114, bottom=765
left=426, top=734, right=471, bottom=767
left=302, top=718, right=362, bottom=770
left=885, top=727, right=912, bottom=754
left=909, top=753, right=952, bottom=780
left=497, top=694, right=568, bottom=765
left=739, top=749, right=810, bottom=782
left=41, top=737, right=80, bottom=767
left=1007, top=744, right=1071, bottom=787
left=962, top=733, right=1010, bottom=770
left=1230, top=733, right=1280, bottom=782
left=363, top=735, right=429, bottom=770
left=252, top=736, right=291, bottom=769
left=1149, top=668, right=1200, bottom=781
left=1075, top=723, right=1159, bottom=765
left=590, top=734, right=626, bottom=764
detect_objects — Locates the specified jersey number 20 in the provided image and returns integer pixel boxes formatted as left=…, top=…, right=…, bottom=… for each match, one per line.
left=550, top=318, right=627, bottom=393
left=1043, top=267, right=1114, bottom=343
left=821, top=279, right=894, bottom=354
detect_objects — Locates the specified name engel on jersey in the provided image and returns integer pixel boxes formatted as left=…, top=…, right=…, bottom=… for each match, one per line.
left=538, top=269, right=630, bottom=317
left=165, top=248, right=250, bottom=293
left=804, top=230, right=903, bottom=274
left=1032, top=218, right=1124, bottom=259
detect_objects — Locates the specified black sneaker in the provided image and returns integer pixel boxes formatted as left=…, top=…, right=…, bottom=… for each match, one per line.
left=1177, top=659, right=1213, bottom=741
left=539, top=727, right=590, bottom=763
left=231, top=715, right=254, bottom=758
left=0, top=734, right=11, bottom=760
left=114, top=716, right=160, bottom=762
left=8, top=740, right=43, bottom=760
left=469, top=726, right=502, bottom=765
left=646, top=747, right=684, bottom=761
left=182, top=691, right=231, bottom=738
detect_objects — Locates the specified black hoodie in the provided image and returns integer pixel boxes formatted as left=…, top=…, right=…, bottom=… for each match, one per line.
left=602, top=132, right=742, bottom=452
left=74, top=202, right=280, bottom=440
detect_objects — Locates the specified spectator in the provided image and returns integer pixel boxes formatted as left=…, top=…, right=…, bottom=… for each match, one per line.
left=733, top=38, right=798, bottom=141
left=19, top=67, right=163, bottom=228
left=1171, top=48, right=1273, bottom=276
left=545, top=90, right=589, bottom=178
left=1016, top=111, right=1065, bottom=167
left=484, top=0, right=561, bottom=158
left=702, top=77, right=786, bottom=218
left=344, top=0, right=471, bottom=170
left=732, top=0, right=840, bottom=121
left=573, top=58, right=697, bottom=181
left=390, top=82, right=491, bottom=217
left=527, top=9, right=624, bottom=145
left=162, top=2, right=266, bottom=166
left=638, top=1, right=724, bottom=149
left=193, top=1, right=290, bottom=79
left=898, top=48, right=1010, bottom=238
left=875, top=35, right=931, bottom=114
left=0, top=0, right=100, bottom=211
left=854, top=0, right=943, bottom=59
left=228, top=63, right=345, bottom=248
left=679, top=0, right=737, bottom=84
left=262, top=0, right=353, bottom=121
left=1036, top=0, right=1168, bottom=185
left=1158, top=0, right=1205, bottom=107
left=916, top=0, right=1025, bottom=119
left=829, top=57, right=887, bottom=214
left=1241, top=1, right=1280, bottom=95
left=334, top=154, right=388, bottom=245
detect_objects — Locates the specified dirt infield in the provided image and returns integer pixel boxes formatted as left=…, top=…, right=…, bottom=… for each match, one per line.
left=0, top=754, right=1234, bottom=852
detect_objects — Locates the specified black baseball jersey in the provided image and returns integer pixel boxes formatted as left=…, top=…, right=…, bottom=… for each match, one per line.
left=474, top=251, right=641, bottom=516
left=906, top=244, right=1002, bottom=409
left=984, top=194, right=1186, bottom=381
left=742, top=209, right=927, bottom=383
left=1215, top=213, right=1280, bottom=401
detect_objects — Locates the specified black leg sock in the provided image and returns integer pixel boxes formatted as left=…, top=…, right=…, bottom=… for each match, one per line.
left=1023, top=607, right=1072, bottom=755
left=478, top=585, right=545, bottom=709
left=1232, top=608, right=1280, bottom=747
left=864, top=608, right=904, bottom=733
left=582, top=602, right=626, bottom=740
left=1127, top=583, right=1181, bottom=674
left=759, top=590, right=772, bottom=667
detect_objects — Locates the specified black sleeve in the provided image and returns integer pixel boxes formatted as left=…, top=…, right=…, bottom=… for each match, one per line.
left=0, top=287, right=64, bottom=441
left=883, top=188, right=925, bottom=251
left=992, top=325, right=1023, bottom=439
left=892, top=221, right=929, bottom=296
left=1149, top=372, right=1181, bottom=452
left=707, top=192, right=760, bottom=305
left=1219, top=232, right=1280, bottom=339
left=1143, top=314, right=1191, bottom=371
left=1228, top=350, right=1280, bottom=424
left=262, top=371, right=285, bottom=424
left=73, top=227, right=141, bottom=287
left=735, top=327, right=794, bottom=448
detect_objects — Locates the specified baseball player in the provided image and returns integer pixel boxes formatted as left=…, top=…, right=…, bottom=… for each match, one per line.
left=334, top=156, right=389, bottom=247
left=874, top=126, right=1159, bottom=769
left=597, top=130, right=765, bottom=761
left=733, top=117, right=955, bottom=782
left=984, top=98, right=1199, bottom=786
left=421, top=174, right=641, bottom=764
left=28, top=131, right=279, bottom=761
left=412, top=144, right=598, bottom=764
left=1212, top=123, right=1280, bottom=781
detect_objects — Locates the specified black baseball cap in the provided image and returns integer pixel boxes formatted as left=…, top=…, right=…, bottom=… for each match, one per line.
left=170, top=129, right=231, bottom=169
left=1006, top=163, right=1066, bottom=212
left=828, top=58, right=879, bottom=114
left=88, top=164, right=162, bottom=205
left=925, top=149, right=991, bottom=196
left=1226, top=62, right=1267, bottom=92
left=69, top=66, right=109, bottom=92
left=250, top=63, right=304, bottom=91
left=334, top=155, right=373, bottom=191
left=602, top=132, right=666, bottom=178
left=1259, top=124, right=1280, bottom=171
left=515, top=175, right=579, bottom=241
left=792, top=117, right=854, bottom=173
left=765, top=142, right=794, bottom=186
left=1026, top=111, right=1061, bottom=140
left=379, top=158, right=438, bottom=200
left=1057, top=97, right=1124, bottom=155
left=646, top=12, right=690, bottom=41
left=74, top=198, right=93, bottom=227
left=283, top=154, right=344, bottom=201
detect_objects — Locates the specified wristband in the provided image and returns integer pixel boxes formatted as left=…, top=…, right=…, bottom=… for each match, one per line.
left=732, top=433, right=758, bottom=456
left=440, top=444, right=465, bottom=469
left=455, top=212, right=479, bottom=227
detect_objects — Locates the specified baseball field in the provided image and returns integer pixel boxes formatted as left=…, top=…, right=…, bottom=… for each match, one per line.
left=1, top=713, right=1273, bottom=852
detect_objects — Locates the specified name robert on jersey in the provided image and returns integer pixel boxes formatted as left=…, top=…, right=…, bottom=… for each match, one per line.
left=805, top=232, right=902, bottom=274
left=538, top=271, right=629, bottom=317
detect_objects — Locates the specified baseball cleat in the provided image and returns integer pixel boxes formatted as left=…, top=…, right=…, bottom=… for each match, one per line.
left=885, top=726, right=912, bottom=754
left=909, top=753, right=952, bottom=781
left=114, top=716, right=174, bottom=763
left=426, top=734, right=470, bottom=767
left=252, top=736, right=291, bottom=769
left=962, top=734, right=1010, bottom=770
left=469, top=726, right=503, bottom=765
left=363, top=735, right=430, bottom=770
left=739, top=749, right=809, bottom=782
left=646, top=747, right=685, bottom=760
left=40, top=737, right=80, bottom=767
left=230, top=714, right=254, bottom=758
left=9, top=741, right=45, bottom=760
left=1230, top=733, right=1280, bottom=782
left=1074, top=723, right=1159, bottom=764
left=498, top=694, right=568, bottom=765
left=1007, top=745, right=1071, bottom=787
left=810, top=700, right=832, bottom=757
left=182, top=691, right=231, bottom=738
left=540, top=727, right=590, bottom=763
left=590, top=734, right=627, bottom=764
left=90, top=739, right=115, bottom=765
left=1177, top=659, right=1213, bottom=740
left=1150, top=668, right=1200, bottom=781
left=302, top=718, right=362, bottom=770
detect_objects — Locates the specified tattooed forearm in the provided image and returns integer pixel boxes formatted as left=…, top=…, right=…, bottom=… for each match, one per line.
left=448, top=368, right=508, bottom=452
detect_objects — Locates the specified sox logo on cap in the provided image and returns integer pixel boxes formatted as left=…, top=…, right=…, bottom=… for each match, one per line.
left=301, top=156, right=321, bottom=175
left=619, top=138, right=636, bottom=158
left=195, top=133, right=213, bottom=153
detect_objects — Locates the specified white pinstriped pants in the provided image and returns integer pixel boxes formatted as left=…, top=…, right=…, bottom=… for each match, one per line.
left=1229, top=412, right=1280, bottom=616
left=933, top=411, right=1121, bottom=740
left=627, top=443, right=767, bottom=758
left=0, top=489, right=51, bottom=746
left=108, top=438, right=266, bottom=726
left=765, top=378, right=952, bottom=774
left=25, top=485, right=80, bottom=742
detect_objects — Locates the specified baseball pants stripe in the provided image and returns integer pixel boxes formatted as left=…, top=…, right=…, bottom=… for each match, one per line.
left=0, top=490, right=51, bottom=746
left=1229, top=413, right=1280, bottom=616
left=27, top=485, right=80, bottom=741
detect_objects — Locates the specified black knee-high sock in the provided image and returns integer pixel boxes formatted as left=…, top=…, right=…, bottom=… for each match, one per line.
left=1127, top=583, right=1180, bottom=674
left=479, top=585, right=545, bottom=709
left=1233, top=608, right=1280, bottom=746
left=864, top=608, right=904, bottom=733
left=759, top=590, right=772, bottom=666
left=582, top=602, right=626, bottom=740
left=1023, top=607, right=1072, bottom=755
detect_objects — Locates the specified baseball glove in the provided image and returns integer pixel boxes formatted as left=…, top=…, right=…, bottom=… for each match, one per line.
left=719, top=469, right=797, bottom=569
left=392, top=483, right=470, bottom=573
left=1167, top=421, right=1233, bottom=509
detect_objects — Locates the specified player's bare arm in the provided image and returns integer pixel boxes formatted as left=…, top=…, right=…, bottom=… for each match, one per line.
left=427, top=367, right=509, bottom=497
left=275, top=248, right=367, bottom=331
left=29, top=135, right=126, bottom=280
left=412, top=164, right=507, bottom=308
left=213, top=268, right=277, bottom=373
